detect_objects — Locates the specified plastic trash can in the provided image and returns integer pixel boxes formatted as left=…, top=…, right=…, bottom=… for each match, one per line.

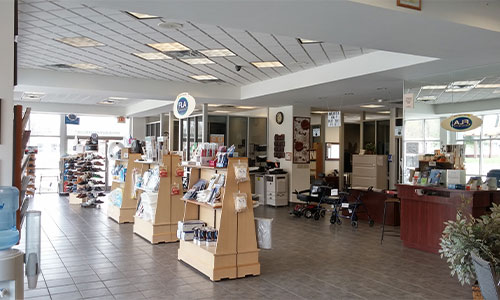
left=254, top=217, right=273, bottom=250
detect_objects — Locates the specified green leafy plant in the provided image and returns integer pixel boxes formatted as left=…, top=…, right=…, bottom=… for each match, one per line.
left=439, top=202, right=500, bottom=285
left=364, top=143, right=376, bottom=154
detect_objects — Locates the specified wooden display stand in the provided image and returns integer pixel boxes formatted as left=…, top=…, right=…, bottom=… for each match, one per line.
left=108, top=150, right=145, bottom=223
left=178, top=157, right=260, bottom=281
left=133, top=154, right=188, bottom=244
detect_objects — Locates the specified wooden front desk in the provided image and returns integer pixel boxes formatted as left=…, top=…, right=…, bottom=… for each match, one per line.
left=396, top=184, right=500, bottom=254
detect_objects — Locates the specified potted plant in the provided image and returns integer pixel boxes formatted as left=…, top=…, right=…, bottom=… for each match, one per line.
left=439, top=202, right=500, bottom=299
left=364, top=143, right=376, bottom=154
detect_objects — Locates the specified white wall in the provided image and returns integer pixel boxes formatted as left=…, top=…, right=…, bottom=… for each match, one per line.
left=0, top=0, right=14, bottom=186
left=130, top=117, right=146, bottom=140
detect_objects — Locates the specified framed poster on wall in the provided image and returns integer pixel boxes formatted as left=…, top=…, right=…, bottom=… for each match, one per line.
left=293, top=116, right=310, bottom=164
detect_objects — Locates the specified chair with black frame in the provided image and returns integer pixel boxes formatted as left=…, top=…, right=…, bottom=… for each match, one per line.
left=380, top=190, right=401, bottom=244
left=291, top=174, right=331, bottom=220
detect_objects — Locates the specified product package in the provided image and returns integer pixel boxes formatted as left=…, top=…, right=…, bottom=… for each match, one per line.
left=234, top=192, right=248, bottom=213
left=234, top=161, right=249, bottom=183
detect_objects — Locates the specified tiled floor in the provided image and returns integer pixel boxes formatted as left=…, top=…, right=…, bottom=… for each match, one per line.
left=18, top=194, right=471, bottom=300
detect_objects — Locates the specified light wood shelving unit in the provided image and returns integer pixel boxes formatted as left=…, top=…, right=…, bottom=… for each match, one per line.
left=178, top=157, right=260, bottom=281
left=133, top=154, right=191, bottom=244
left=107, top=149, right=146, bottom=223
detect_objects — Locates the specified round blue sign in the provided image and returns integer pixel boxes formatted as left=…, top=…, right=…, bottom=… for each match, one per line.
left=450, top=116, right=472, bottom=130
left=177, top=97, right=188, bottom=116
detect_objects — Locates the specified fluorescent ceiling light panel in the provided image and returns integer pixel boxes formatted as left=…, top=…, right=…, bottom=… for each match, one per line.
left=181, top=58, right=215, bottom=65
left=421, top=85, right=447, bottom=90
left=445, top=87, right=473, bottom=92
left=98, top=100, right=115, bottom=105
left=108, top=97, right=128, bottom=101
left=311, top=111, right=328, bottom=114
left=133, top=52, right=172, bottom=60
left=57, top=37, right=104, bottom=47
left=417, top=96, right=438, bottom=101
left=297, top=38, right=322, bottom=44
left=445, top=80, right=481, bottom=92
left=214, top=110, right=231, bottom=113
left=208, top=104, right=222, bottom=107
left=476, top=84, right=500, bottom=88
left=190, top=75, right=218, bottom=81
left=199, top=49, right=236, bottom=57
left=147, top=42, right=190, bottom=52
left=71, top=63, right=101, bottom=70
left=251, top=61, right=283, bottom=68
left=237, top=106, right=257, bottom=109
left=126, top=11, right=160, bottom=19
left=360, top=104, right=384, bottom=108
left=378, top=111, right=391, bottom=114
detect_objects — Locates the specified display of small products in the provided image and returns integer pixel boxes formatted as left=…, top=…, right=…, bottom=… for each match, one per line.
left=193, top=226, right=218, bottom=247
left=136, top=166, right=160, bottom=192
left=112, top=164, right=127, bottom=182
left=183, top=174, right=226, bottom=206
left=177, top=220, right=206, bottom=241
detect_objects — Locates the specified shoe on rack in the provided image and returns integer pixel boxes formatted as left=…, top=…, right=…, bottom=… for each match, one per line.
left=94, top=199, right=104, bottom=204
left=93, top=161, right=104, bottom=166
left=77, top=193, right=86, bottom=198
left=92, top=174, right=103, bottom=179
left=81, top=200, right=96, bottom=208
left=97, top=192, right=106, bottom=197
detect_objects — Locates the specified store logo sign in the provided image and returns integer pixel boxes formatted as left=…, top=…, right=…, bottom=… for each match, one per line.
left=441, top=114, right=482, bottom=132
left=173, top=92, right=196, bottom=119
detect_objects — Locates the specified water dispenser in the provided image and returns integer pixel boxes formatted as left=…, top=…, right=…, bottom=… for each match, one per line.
left=0, top=186, right=41, bottom=299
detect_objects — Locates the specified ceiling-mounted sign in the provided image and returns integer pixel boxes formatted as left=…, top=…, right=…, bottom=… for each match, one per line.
left=327, top=111, right=341, bottom=127
left=117, top=116, right=126, bottom=123
left=65, top=114, right=80, bottom=125
left=173, top=92, right=196, bottom=119
left=441, top=114, right=483, bottom=132
left=403, top=93, right=414, bottom=109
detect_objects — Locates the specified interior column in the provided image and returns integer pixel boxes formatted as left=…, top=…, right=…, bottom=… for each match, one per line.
left=0, top=0, right=15, bottom=186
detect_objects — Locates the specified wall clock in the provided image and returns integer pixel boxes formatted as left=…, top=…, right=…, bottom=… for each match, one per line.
left=276, top=112, right=284, bottom=124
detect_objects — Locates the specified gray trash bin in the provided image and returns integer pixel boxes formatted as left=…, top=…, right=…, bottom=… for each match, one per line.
left=254, top=217, right=273, bottom=249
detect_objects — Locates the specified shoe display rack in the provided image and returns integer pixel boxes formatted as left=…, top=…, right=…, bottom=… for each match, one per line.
left=133, top=154, right=190, bottom=244
left=108, top=149, right=146, bottom=223
left=24, top=148, right=37, bottom=197
left=67, top=153, right=106, bottom=206
left=13, top=105, right=32, bottom=233
left=59, top=155, right=78, bottom=196
left=177, top=157, right=260, bottom=281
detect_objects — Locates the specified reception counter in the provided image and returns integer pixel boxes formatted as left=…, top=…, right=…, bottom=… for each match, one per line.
left=396, top=184, right=500, bottom=254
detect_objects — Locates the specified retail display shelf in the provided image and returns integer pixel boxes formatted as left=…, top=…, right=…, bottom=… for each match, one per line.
left=134, top=160, right=158, bottom=164
left=181, top=198, right=222, bottom=209
left=112, top=180, right=125, bottom=184
left=136, top=187, right=158, bottom=194
left=181, top=163, right=227, bottom=170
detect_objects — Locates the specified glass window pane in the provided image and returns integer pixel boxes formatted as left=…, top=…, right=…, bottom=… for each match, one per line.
left=425, top=119, right=440, bottom=140
left=425, top=141, right=440, bottom=154
left=228, top=117, right=248, bottom=157
left=482, top=140, right=500, bottom=176
left=28, top=137, right=60, bottom=169
left=67, top=116, right=129, bottom=137
left=482, top=114, right=500, bottom=139
left=460, top=140, right=480, bottom=175
left=404, top=120, right=424, bottom=140
left=29, top=113, right=60, bottom=136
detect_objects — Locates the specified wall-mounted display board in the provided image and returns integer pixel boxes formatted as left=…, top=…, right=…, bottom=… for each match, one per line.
left=293, top=117, right=310, bottom=164
left=274, top=134, right=285, bottom=159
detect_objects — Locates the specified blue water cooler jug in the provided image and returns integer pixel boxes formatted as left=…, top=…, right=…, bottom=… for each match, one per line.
left=0, top=186, right=20, bottom=250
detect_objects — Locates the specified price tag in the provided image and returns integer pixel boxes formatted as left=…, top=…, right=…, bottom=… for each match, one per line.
left=331, top=189, right=338, bottom=196
left=429, top=161, right=437, bottom=167
left=341, top=203, right=349, bottom=208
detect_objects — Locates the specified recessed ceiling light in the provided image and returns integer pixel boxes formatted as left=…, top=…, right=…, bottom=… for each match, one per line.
left=147, top=42, right=190, bottom=52
left=71, top=63, right=101, bottom=70
left=376, top=99, right=384, bottom=103
left=297, top=38, right=322, bottom=44
left=57, top=37, right=104, bottom=48
left=208, top=104, right=222, bottom=107
left=126, top=11, right=160, bottom=19
left=199, top=49, right=236, bottom=57
left=417, top=96, right=438, bottom=102
left=21, top=92, right=45, bottom=101
left=237, top=106, right=257, bottom=109
left=251, top=61, right=283, bottom=68
left=190, top=75, right=219, bottom=81
left=311, top=111, right=328, bottom=114
left=378, top=111, right=391, bottom=114
left=133, top=52, right=172, bottom=60
left=108, top=97, right=128, bottom=101
left=421, top=85, right=447, bottom=90
left=213, top=110, right=231, bottom=113
left=360, top=104, right=384, bottom=108
left=181, top=58, right=215, bottom=65
left=98, top=100, right=115, bottom=105
left=476, top=84, right=500, bottom=88
left=445, top=80, right=481, bottom=92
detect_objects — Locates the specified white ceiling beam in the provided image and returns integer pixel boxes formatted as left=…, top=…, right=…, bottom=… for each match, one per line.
left=17, top=101, right=127, bottom=116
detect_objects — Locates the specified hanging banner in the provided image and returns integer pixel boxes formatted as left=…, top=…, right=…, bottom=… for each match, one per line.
left=173, top=92, right=196, bottom=119
left=441, top=114, right=482, bottom=132
left=327, top=111, right=341, bottom=127
left=65, top=114, right=80, bottom=125
left=403, top=93, right=414, bottom=109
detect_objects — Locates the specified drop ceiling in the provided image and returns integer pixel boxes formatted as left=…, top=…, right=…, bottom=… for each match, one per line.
left=18, top=0, right=370, bottom=87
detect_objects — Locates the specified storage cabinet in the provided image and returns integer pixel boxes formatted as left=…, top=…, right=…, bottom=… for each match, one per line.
left=352, top=155, right=387, bottom=190
left=265, top=174, right=288, bottom=206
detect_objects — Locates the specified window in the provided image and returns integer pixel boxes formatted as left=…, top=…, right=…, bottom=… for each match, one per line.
left=67, top=116, right=129, bottom=137
left=403, top=118, right=441, bottom=181
left=456, top=113, right=500, bottom=177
